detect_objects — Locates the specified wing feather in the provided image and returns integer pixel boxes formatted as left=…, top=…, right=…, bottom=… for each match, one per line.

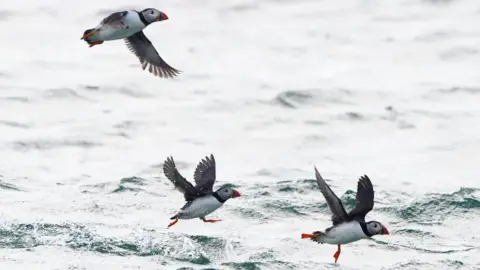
left=125, top=31, right=181, bottom=78
left=347, top=175, right=374, bottom=221
left=193, top=154, right=216, bottom=193
left=163, top=156, right=200, bottom=201
left=314, top=167, right=349, bottom=225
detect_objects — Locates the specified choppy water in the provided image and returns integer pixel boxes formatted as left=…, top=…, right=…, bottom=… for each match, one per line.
left=1, top=0, right=479, bottom=269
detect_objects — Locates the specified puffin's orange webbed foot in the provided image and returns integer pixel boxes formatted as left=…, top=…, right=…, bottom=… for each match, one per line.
left=202, top=219, right=222, bottom=223
left=333, top=245, right=341, bottom=263
left=167, top=217, right=179, bottom=228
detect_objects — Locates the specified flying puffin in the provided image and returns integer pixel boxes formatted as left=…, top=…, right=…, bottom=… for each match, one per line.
left=163, top=154, right=241, bottom=228
left=301, top=167, right=389, bottom=263
left=81, top=8, right=181, bottom=78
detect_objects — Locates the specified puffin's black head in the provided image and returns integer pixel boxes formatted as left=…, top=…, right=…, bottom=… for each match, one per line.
left=140, top=8, right=169, bottom=24
left=215, top=186, right=241, bottom=201
left=366, top=221, right=389, bottom=236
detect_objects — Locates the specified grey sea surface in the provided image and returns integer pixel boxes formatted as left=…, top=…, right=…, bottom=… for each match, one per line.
left=0, top=0, right=479, bottom=269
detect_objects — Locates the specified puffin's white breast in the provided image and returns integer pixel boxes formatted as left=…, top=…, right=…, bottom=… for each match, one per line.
left=321, top=221, right=368, bottom=245
left=180, top=196, right=223, bottom=219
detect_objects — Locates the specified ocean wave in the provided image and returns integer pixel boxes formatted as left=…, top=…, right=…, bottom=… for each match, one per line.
left=386, top=187, right=480, bottom=224
left=0, top=222, right=239, bottom=265
left=438, top=86, right=480, bottom=94
left=221, top=260, right=297, bottom=270
left=273, top=88, right=353, bottom=109
left=0, top=179, right=21, bottom=191
left=0, top=120, right=30, bottom=128
left=274, top=90, right=313, bottom=109
left=43, top=88, right=92, bottom=101
left=10, top=139, right=101, bottom=152
left=111, top=176, right=148, bottom=193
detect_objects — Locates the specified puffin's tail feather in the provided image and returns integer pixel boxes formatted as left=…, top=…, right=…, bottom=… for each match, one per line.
left=301, top=231, right=322, bottom=239
left=301, top=233, right=314, bottom=239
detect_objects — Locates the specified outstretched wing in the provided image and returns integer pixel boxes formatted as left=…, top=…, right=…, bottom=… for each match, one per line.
left=100, top=11, right=128, bottom=28
left=193, top=154, right=216, bottom=193
left=314, top=167, right=349, bottom=225
left=163, top=156, right=200, bottom=201
left=347, top=175, right=374, bottom=221
left=125, top=31, right=181, bottom=78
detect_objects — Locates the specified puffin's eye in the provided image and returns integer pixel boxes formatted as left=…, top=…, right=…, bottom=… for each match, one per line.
left=374, top=224, right=377, bottom=228
left=151, top=11, right=154, bottom=14
left=225, top=190, right=228, bottom=193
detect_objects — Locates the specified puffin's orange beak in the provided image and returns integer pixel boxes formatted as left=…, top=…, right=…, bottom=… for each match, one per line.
left=382, top=226, right=389, bottom=235
left=232, top=189, right=241, bottom=198
left=157, top=12, right=168, bottom=21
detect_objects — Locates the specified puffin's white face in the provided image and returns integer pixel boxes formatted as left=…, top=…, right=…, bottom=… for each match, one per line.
left=141, top=8, right=168, bottom=23
left=216, top=187, right=241, bottom=201
left=366, top=221, right=390, bottom=236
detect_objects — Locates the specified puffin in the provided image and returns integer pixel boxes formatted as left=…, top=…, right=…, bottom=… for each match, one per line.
left=163, top=154, right=241, bottom=228
left=301, top=167, right=389, bottom=263
left=81, top=8, right=181, bottom=78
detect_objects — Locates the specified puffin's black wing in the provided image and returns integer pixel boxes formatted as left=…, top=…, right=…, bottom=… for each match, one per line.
left=314, top=167, right=349, bottom=225
left=125, top=31, right=181, bottom=78
left=163, top=156, right=201, bottom=201
left=347, top=175, right=374, bottom=222
left=193, top=154, right=216, bottom=194
left=100, top=11, right=128, bottom=28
